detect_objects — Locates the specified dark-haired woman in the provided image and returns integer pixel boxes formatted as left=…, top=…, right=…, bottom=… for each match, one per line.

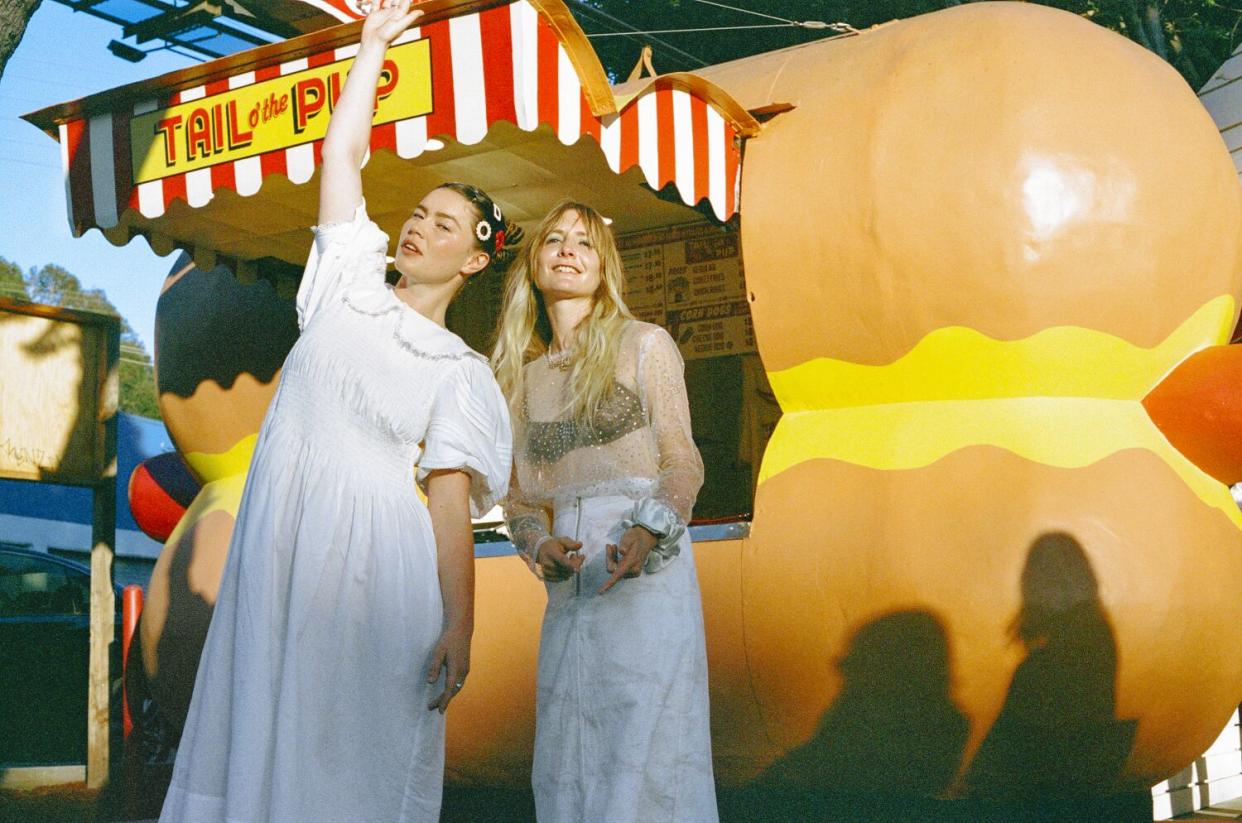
left=159, top=3, right=512, bottom=820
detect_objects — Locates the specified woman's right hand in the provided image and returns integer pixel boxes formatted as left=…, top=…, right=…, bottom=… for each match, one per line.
left=361, top=0, right=423, bottom=50
left=536, top=536, right=583, bottom=581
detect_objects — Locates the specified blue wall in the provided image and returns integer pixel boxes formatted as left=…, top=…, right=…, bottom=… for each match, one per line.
left=0, top=413, right=175, bottom=563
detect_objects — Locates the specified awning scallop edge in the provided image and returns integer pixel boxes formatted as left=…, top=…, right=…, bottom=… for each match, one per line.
left=23, top=0, right=759, bottom=249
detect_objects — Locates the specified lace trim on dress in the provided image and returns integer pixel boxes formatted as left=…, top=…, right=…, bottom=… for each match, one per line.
left=340, top=289, right=393, bottom=317
left=391, top=329, right=488, bottom=364
left=340, top=288, right=488, bottom=365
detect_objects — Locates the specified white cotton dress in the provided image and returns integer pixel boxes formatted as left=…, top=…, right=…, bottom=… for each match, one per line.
left=159, top=201, right=511, bottom=823
left=504, top=320, right=719, bottom=823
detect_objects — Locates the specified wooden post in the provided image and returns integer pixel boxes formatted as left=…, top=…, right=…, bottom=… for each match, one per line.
left=0, top=298, right=120, bottom=787
left=87, top=319, right=119, bottom=790
left=87, top=481, right=117, bottom=788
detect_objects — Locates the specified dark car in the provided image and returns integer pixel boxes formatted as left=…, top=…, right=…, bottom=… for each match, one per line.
left=0, top=547, right=123, bottom=765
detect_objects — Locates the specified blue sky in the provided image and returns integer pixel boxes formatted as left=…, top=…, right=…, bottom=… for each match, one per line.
left=0, top=3, right=200, bottom=352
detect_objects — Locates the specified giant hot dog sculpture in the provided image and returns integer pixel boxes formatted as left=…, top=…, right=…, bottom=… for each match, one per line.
left=126, top=0, right=1242, bottom=801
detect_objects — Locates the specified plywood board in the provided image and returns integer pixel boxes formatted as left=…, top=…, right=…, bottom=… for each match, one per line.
left=0, top=302, right=118, bottom=485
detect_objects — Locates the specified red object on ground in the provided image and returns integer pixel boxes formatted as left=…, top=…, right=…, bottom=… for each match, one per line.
left=128, top=452, right=200, bottom=542
left=1143, top=344, right=1242, bottom=486
left=121, top=585, right=144, bottom=740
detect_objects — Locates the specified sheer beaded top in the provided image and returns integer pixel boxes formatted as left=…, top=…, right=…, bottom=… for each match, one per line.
left=504, top=320, right=704, bottom=557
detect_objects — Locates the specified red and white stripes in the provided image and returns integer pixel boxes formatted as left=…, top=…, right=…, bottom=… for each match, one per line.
left=58, top=0, right=745, bottom=238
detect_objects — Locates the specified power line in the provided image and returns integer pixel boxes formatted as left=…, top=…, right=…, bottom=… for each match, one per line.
left=567, top=1, right=709, bottom=68
left=691, top=0, right=857, bottom=32
left=588, top=23, right=810, bottom=37
left=5, top=55, right=134, bottom=82
left=692, top=0, right=796, bottom=24
left=0, top=136, right=53, bottom=149
left=3, top=72, right=109, bottom=90
left=0, top=155, right=59, bottom=170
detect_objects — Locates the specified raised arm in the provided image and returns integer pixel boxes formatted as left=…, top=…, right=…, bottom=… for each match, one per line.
left=318, top=0, right=422, bottom=226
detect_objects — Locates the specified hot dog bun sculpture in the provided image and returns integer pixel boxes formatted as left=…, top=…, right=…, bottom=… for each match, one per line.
left=122, top=0, right=1242, bottom=801
left=134, top=256, right=298, bottom=729
left=730, top=1, right=1242, bottom=798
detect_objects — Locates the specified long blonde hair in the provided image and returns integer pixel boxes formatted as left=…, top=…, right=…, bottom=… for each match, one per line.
left=491, top=201, right=633, bottom=424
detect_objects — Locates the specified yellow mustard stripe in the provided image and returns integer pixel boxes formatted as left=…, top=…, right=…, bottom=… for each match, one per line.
left=161, top=473, right=247, bottom=548
left=184, top=434, right=258, bottom=483
left=766, top=296, right=1236, bottom=410
left=758, top=400, right=1242, bottom=529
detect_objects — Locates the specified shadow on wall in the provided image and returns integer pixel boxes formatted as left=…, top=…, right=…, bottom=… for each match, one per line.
left=732, top=608, right=969, bottom=820
left=0, top=307, right=94, bottom=482
left=964, top=531, right=1136, bottom=800
left=724, top=532, right=1142, bottom=822
left=141, top=506, right=236, bottom=741
left=763, top=608, right=968, bottom=796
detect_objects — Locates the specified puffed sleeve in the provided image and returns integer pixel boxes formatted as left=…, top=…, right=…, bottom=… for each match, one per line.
left=297, top=198, right=390, bottom=330
left=417, top=356, right=513, bottom=518
left=628, top=326, right=705, bottom=571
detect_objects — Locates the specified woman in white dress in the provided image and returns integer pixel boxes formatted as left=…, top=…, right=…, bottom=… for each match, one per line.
left=159, top=3, right=512, bottom=820
left=492, top=202, right=718, bottom=822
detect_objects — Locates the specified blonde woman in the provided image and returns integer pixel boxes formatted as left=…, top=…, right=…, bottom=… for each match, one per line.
left=160, top=3, right=512, bottom=820
left=493, top=202, right=718, bottom=822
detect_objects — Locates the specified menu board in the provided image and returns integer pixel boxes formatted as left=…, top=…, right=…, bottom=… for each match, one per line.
left=617, top=222, right=753, bottom=361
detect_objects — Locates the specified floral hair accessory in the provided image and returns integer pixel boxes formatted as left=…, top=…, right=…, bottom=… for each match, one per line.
left=493, top=229, right=506, bottom=252
left=475, top=219, right=492, bottom=242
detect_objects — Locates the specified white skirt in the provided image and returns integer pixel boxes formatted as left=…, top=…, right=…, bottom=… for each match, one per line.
left=159, top=422, right=446, bottom=823
left=532, top=494, right=718, bottom=823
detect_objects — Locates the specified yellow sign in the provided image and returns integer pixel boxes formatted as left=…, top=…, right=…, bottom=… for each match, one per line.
left=131, top=39, right=432, bottom=184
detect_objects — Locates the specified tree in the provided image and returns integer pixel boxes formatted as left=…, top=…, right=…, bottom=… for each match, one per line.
left=0, top=256, right=28, bottom=300
left=576, top=0, right=1239, bottom=90
left=27, top=263, right=117, bottom=315
left=21, top=261, right=161, bottom=419
left=0, top=0, right=43, bottom=81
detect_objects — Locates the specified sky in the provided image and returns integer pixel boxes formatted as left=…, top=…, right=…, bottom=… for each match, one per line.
left=0, top=3, right=201, bottom=353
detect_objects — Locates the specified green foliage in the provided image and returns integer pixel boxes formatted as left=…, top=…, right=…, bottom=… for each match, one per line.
left=119, top=357, right=161, bottom=419
left=8, top=258, right=161, bottom=420
left=577, top=0, right=1239, bottom=90
left=0, top=256, right=28, bottom=300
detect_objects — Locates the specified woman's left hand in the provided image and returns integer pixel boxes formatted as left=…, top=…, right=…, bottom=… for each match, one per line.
left=426, top=622, right=472, bottom=714
left=599, top=526, right=658, bottom=594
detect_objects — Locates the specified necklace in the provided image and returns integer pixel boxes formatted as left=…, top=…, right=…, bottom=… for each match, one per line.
left=545, top=347, right=574, bottom=370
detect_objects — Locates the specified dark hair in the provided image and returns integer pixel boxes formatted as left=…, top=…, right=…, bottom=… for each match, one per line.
left=435, top=181, right=523, bottom=267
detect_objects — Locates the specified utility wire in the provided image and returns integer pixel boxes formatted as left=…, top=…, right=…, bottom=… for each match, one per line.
left=0, top=156, right=59, bottom=170
left=690, top=0, right=858, bottom=33
left=589, top=23, right=812, bottom=37
left=692, top=0, right=796, bottom=24
left=578, top=1, right=857, bottom=42
left=571, top=3, right=706, bottom=66
left=566, top=0, right=709, bottom=67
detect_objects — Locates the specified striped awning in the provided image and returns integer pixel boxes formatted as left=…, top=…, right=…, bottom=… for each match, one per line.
left=28, top=0, right=759, bottom=259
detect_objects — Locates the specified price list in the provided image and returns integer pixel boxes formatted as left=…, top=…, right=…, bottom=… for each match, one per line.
left=617, top=223, right=754, bottom=361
